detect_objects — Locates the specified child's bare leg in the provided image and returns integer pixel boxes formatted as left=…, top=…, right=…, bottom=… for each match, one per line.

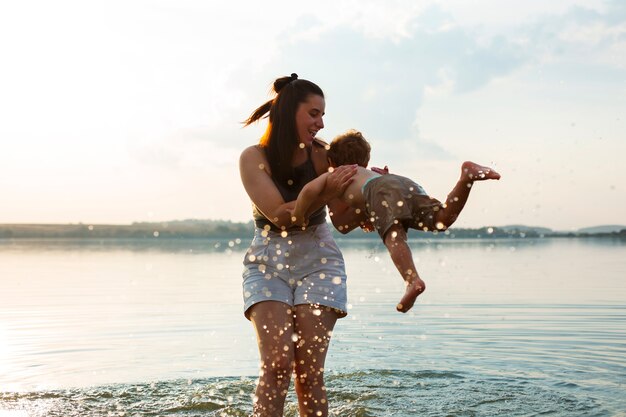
left=433, top=161, right=500, bottom=230
left=383, top=224, right=425, bottom=313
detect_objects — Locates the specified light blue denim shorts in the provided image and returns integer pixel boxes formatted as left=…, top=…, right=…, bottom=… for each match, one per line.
left=242, top=223, right=348, bottom=320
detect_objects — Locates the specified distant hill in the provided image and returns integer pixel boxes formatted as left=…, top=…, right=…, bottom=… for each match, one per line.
left=577, top=225, right=626, bottom=234
left=498, top=225, right=553, bottom=234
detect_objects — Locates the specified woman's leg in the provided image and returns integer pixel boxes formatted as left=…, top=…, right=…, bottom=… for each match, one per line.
left=293, top=304, right=338, bottom=417
left=249, top=301, right=296, bottom=417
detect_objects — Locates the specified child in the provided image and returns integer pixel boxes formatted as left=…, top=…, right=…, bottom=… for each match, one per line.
left=291, top=130, right=500, bottom=313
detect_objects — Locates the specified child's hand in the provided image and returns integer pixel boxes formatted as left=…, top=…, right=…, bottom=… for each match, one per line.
left=287, top=208, right=297, bottom=222
left=371, top=165, right=389, bottom=175
left=360, top=219, right=375, bottom=233
left=288, top=209, right=308, bottom=227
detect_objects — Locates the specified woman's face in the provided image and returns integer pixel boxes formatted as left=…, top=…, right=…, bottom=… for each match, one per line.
left=295, top=94, right=325, bottom=146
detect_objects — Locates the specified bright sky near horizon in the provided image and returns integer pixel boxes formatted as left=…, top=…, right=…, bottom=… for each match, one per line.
left=1, top=0, right=624, bottom=230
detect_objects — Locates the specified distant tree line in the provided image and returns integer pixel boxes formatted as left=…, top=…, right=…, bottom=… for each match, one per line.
left=1, top=221, right=624, bottom=240
left=0, top=220, right=254, bottom=239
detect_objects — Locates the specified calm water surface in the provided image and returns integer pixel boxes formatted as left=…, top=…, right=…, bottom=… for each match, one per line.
left=0, top=237, right=625, bottom=416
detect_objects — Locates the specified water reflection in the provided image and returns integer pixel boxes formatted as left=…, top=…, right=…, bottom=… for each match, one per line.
left=0, top=237, right=624, bottom=395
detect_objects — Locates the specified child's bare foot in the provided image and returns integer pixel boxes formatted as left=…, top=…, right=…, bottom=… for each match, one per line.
left=396, top=277, right=426, bottom=313
left=462, top=161, right=501, bottom=181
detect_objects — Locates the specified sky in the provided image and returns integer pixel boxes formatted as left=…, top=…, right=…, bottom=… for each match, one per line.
left=0, top=0, right=624, bottom=230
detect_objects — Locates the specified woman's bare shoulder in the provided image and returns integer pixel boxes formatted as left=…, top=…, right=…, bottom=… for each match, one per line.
left=240, top=145, right=266, bottom=164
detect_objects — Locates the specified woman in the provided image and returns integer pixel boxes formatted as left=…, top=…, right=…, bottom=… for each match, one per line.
left=240, top=73, right=361, bottom=416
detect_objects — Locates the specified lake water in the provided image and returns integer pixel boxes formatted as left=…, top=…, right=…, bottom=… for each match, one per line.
left=1, top=237, right=625, bottom=416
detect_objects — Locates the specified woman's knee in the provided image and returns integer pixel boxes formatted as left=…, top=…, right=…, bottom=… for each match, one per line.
left=259, top=349, right=294, bottom=380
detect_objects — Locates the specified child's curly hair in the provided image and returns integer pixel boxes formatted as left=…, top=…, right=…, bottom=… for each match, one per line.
left=327, top=129, right=371, bottom=168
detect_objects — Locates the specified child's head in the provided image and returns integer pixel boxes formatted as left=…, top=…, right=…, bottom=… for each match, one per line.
left=328, top=129, right=371, bottom=168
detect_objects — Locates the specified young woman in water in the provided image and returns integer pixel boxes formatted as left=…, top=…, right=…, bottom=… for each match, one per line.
left=240, top=73, right=362, bottom=416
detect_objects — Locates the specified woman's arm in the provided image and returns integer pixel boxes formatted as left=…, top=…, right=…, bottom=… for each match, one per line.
left=291, top=173, right=330, bottom=225
left=239, top=146, right=295, bottom=230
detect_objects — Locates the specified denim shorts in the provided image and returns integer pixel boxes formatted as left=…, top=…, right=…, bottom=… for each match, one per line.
left=242, top=222, right=348, bottom=320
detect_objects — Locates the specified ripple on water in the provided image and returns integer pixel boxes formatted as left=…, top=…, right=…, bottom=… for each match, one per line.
left=0, top=370, right=611, bottom=417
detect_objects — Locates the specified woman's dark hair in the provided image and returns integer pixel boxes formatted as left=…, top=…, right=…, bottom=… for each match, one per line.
left=328, top=130, right=371, bottom=168
left=243, top=73, right=324, bottom=184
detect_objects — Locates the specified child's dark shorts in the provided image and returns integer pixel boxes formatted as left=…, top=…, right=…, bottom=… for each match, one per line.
left=362, top=174, right=443, bottom=239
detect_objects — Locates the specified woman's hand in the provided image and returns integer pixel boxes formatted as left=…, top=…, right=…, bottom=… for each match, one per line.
left=324, top=164, right=357, bottom=199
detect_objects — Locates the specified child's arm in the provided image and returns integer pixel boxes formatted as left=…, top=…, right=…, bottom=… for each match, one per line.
left=291, top=173, right=331, bottom=225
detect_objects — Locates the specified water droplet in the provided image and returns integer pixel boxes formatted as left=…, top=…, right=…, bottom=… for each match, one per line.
left=258, top=163, right=265, bottom=170
left=153, top=231, right=159, bottom=237
left=397, top=201, right=404, bottom=207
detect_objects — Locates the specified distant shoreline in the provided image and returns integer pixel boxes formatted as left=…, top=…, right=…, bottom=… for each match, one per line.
left=1, top=221, right=624, bottom=240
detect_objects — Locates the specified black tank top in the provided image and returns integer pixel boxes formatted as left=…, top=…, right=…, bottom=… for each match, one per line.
left=253, top=146, right=327, bottom=231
